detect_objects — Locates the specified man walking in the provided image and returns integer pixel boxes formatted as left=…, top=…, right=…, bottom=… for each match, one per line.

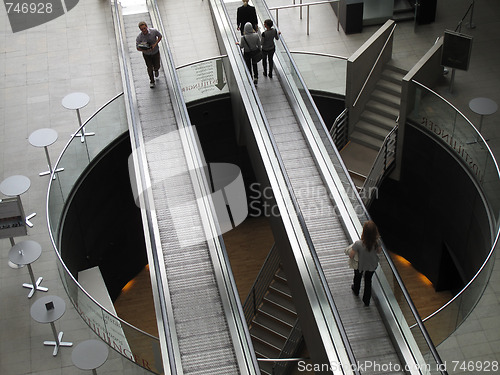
left=136, top=21, right=162, bottom=88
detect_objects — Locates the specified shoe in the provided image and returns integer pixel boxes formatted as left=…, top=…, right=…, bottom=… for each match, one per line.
left=269, top=72, right=273, bottom=79
left=253, top=77, right=258, bottom=84
left=150, top=82, right=155, bottom=88
left=263, top=71, right=267, bottom=77
left=351, top=284, right=358, bottom=296
left=154, top=70, right=159, bottom=78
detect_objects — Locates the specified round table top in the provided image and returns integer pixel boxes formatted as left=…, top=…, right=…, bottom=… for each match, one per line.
left=0, top=175, right=30, bottom=196
left=62, top=92, right=90, bottom=110
left=71, top=339, right=109, bottom=370
left=469, top=97, right=498, bottom=116
left=30, top=295, right=66, bottom=323
left=29, top=128, right=58, bottom=148
left=9, top=240, right=42, bottom=265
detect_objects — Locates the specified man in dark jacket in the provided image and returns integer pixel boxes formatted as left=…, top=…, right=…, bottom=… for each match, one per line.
left=236, top=0, right=258, bottom=35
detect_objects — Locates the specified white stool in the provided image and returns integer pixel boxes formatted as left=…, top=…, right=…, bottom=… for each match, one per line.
left=31, top=295, right=73, bottom=356
left=62, top=92, right=94, bottom=142
left=9, top=240, right=48, bottom=298
left=29, top=128, right=64, bottom=178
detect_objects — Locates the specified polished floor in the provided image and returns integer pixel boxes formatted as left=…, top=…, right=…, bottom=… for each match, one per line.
left=1, top=0, right=500, bottom=374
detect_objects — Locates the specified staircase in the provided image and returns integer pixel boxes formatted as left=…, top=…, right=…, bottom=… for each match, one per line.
left=350, top=64, right=405, bottom=150
left=392, top=0, right=415, bottom=23
left=249, top=267, right=300, bottom=375
left=340, top=64, right=405, bottom=189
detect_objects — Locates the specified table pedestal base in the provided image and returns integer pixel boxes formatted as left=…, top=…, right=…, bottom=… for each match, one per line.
left=40, top=167, right=64, bottom=178
left=73, top=127, right=96, bottom=143
left=8, top=261, right=24, bottom=269
left=45, top=328, right=73, bottom=356
left=26, top=212, right=36, bottom=227
left=23, top=277, right=48, bottom=298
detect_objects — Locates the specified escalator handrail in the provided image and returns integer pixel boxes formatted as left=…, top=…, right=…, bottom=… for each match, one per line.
left=110, top=1, right=177, bottom=373
left=249, top=0, right=448, bottom=373
left=146, top=0, right=261, bottom=373
left=218, top=1, right=358, bottom=373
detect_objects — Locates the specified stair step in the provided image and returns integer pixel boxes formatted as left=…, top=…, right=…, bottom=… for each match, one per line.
left=257, top=359, right=274, bottom=375
left=275, top=267, right=287, bottom=282
left=371, top=89, right=401, bottom=108
left=365, top=99, right=400, bottom=119
left=350, top=131, right=384, bottom=151
left=264, top=290, right=297, bottom=314
left=260, top=299, right=297, bottom=326
left=269, top=278, right=292, bottom=299
left=253, top=312, right=293, bottom=338
left=376, top=79, right=402, bottom=96
left=355, top=120, right=391, bottom=140
left=251, top=324, right=287, bottom=350
left=360, top=110, right=397, bottom=130
left=384, top=63, right=407, bottom=77
left=252, top=337, right=281, bottom=359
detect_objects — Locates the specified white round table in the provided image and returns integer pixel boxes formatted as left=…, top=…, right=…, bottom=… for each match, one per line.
left=62, top=92, right=94, bottom=142
left=9, top=240, right=48, bottom=298
left=30, top=295, right=73, bottom=356
left=0, top=175, right=36, bottom=228
left=469, top=97, right=498, bottom=133
left=28, top=128, right=64, bottom=178
left=72, top=339, right=109, bottom=374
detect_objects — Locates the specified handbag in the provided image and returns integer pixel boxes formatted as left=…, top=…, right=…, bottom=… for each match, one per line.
left=243, top=36, right=262, bottom=63
left=344, top=244, right=358, bottom=270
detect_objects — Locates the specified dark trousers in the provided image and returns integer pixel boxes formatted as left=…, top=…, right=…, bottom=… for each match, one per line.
left=352, top=269, right=375, bottom=306
left=142, top=51, right=161, bottom=83
left=262, top=48, right=275, bottom=75
left=244, top=52, right=258, bottom=79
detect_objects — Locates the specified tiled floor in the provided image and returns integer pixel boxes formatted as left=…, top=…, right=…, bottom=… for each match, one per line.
left=1, top=0, right=499, bottom=374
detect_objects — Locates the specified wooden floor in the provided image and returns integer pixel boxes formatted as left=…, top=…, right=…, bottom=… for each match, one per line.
left=114, top=215, right=275, bottom=336
left=114, top=215, right=454, bottom=348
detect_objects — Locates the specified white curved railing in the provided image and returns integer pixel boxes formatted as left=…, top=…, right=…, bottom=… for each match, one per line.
left=406, top=80, right=500, bottom=343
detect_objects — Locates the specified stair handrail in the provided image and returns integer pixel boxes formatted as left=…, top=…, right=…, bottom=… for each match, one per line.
left=352, top=23, right=397, bottom=108
left=273, top=317, right=304, bottom=375
left=243, top=244, right=280, bottom=324
left=330, top=108, right=349, bottom=150
left=360, top=121, right=398, bottom=206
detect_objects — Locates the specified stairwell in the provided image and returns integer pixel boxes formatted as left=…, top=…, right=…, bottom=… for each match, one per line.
left=341, top=64, right=406, bottom=188
left=249, top=267, right=301, bottom=375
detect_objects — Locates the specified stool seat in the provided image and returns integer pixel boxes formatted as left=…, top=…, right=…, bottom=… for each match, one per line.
left=9, top=240, right=42, bottom=265
left=62, top=92, right=90, bottom=111
left=0, top=175, right=30, bottom=197
left=72, top=339, right=109, bottom=371
left=29, top=128, right=58, bottom=148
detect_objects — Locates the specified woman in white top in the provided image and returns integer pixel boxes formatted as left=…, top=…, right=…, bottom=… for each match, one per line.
left=349, top=220, right=382, bottom=306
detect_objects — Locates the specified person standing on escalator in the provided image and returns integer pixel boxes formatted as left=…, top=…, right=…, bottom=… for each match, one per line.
left=237, top=0, right=258, bottom=35
left=349, top=220, right=382, bottom=306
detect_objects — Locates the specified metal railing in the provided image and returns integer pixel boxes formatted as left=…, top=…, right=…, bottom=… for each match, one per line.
left=269, top=0, right=339, bottom=35
left=272, top=318, right=305, bottom=375
left=407, top=80, right=500, bottom=342
left=329, top=108, right=349, bottom=150
left=243, top=245, right=280, bottom=324
left=360, top=122, right=398, bottom=206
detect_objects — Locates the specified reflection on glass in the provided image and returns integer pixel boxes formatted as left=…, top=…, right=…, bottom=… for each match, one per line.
left=47, top=94, right=162, bottom=373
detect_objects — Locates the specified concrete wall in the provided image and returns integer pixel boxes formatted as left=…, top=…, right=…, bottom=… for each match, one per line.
left=346, top=20, right=395, bottom=130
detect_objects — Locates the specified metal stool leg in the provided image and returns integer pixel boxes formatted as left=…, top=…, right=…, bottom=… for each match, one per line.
left=44, top=322, right=72, bottom=356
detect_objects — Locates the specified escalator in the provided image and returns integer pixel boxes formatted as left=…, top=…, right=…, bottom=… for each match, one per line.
left=112, top=0, right=259, bottom=374
left=111, top=0, right=446, bottom=373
